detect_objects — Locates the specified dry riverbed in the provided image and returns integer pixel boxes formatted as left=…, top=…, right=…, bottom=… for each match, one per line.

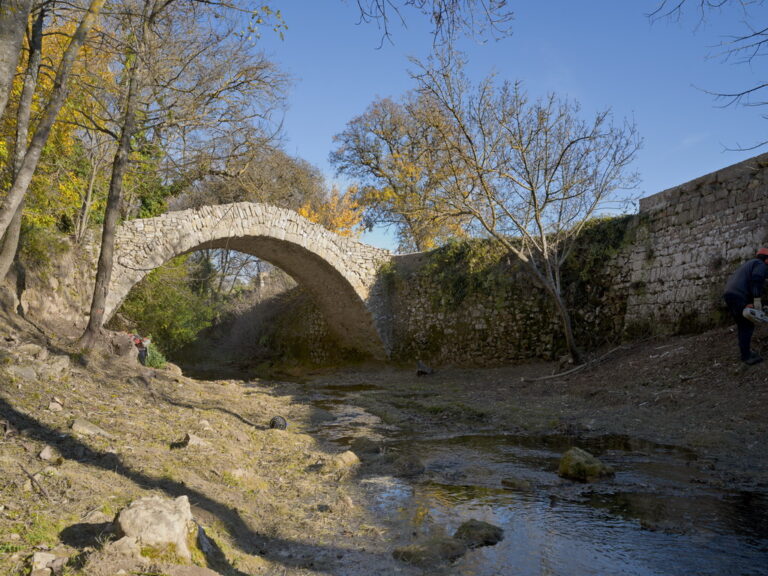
left=1, top=310, right=767, bottom=575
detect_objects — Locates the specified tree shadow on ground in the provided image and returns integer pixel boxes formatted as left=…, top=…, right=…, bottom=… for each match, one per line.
left=0, top=397, right=397, bottom=575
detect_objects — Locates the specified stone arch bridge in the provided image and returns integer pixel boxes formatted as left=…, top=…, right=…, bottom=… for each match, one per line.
left=107, top=202, right=394, bottom=358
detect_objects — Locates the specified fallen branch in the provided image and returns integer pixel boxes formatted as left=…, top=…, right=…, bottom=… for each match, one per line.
left=19, top=464, right=49, bottom=500
left=521, top=345, right=627, bottom=383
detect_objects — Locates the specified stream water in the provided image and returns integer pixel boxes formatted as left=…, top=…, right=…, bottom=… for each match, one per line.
left=300, top=380, right=768, bottom=576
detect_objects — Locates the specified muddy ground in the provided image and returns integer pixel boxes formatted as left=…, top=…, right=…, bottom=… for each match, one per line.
left=0, top=309, right=766, bottom=575
left=298, top=326, right=768, bottom=491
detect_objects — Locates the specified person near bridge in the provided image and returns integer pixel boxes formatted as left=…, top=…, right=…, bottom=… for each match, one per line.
left=723, top=248, right=768, bottom=365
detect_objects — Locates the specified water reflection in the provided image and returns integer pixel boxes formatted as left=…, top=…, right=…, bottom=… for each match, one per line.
left=308, top=383, right=768, bottom=576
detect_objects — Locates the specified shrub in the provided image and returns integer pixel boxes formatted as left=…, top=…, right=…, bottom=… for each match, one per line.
left=145, top=344, right=167, bottom=368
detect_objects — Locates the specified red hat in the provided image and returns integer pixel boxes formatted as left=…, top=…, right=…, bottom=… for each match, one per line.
left=758, top=248, right=768, bottom=257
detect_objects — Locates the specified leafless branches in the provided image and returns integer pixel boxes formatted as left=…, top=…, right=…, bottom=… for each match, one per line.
left=353, top=0, right=513, bottom=44
left=406, top=50, right=641, bottom=362
left=651, top=0, right=768, bottom=147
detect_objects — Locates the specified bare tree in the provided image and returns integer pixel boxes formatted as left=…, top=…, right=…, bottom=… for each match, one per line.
left=410, top=51, right=641, bottom=363
left=0, top=0, right=106, bottom=242
left=80, top=0, right=286, bottom=348
left=651, top=0, right=768, bottom=147
left=0, top=0, right=34, bottom=120
left=74, top=128, right=113, bottom=243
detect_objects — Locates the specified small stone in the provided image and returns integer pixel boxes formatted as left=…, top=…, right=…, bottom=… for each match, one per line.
left=71, top=418, right=113, bottom=439
left=8, top=364, right=36, bottom=381
left=39, top=445, right=57, bottom=461
left=108, top=536, right=142, bottom=558
left=269, top=416, right=287, bottom=430
left=17, top=343, right=45, bottom=359
left=172, top=433, right=211, bottom=449
left=32, top=551, right=57, bottom=570
left=45, top=355, right=70, bottom=378
left=48, top=401, right=63, bottom=412
left=198, top=419, right=213, bottom=432
left=9, top=532, right=20, bottom=540
left=324, top=450, right=360, bottom=477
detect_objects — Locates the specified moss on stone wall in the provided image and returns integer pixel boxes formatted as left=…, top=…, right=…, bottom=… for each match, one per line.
left=387, top=215, right=637, bottom=365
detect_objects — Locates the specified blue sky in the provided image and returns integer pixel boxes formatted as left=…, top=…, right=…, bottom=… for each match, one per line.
left=256, top=1, right=765, bottom=250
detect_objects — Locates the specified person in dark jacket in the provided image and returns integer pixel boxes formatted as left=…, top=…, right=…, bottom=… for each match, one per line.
left=723, top=248, right=768, bottom=365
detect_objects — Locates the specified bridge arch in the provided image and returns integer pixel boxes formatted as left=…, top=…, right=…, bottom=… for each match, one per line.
left=106, top=203, right=393, bottom=358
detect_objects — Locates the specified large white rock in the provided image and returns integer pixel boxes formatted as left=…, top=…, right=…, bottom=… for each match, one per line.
left=116, top=496, right=195, bottom=560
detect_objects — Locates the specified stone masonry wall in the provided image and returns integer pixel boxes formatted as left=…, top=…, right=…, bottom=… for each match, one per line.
left=383, top=153, right=768, bottom=365
left=611, top=152, right=768, bottom=334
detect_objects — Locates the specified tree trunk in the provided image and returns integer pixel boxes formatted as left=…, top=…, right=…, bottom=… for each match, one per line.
left=75, top=165, right=98, bottom=243
left=552, top=289, right=582, bottom=365
left=0, top=0, right=105, bottom=241
left=79, top=53, right=141, bottom=350
left=0, top=4, right=43, bottom=280
left=0, top=0, right=33, bottom=121
left=0, top=207, right=23, bottom=280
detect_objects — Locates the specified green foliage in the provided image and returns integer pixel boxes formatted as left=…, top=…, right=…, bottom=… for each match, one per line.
left=127, top=140, right=180, bottom=219
left=562, top=215, right=635, bottom=284
left=418, top=238, right=513, bottom=310
left=145, top=343, right=167, bottom=368
left=118, top=255, right=217, bottom=355
left=19, top=222, right=69, bottom=270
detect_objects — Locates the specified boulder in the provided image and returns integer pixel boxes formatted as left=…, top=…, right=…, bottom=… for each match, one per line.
left=453, top=519, right=504, bottom=548
left=392, top=537, right=467, bottom=568
left=558, top=447, right=614, bottom=482
left=116, top=495, right=195, bottom=560
left=164, top=362, right=183, bottom=376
